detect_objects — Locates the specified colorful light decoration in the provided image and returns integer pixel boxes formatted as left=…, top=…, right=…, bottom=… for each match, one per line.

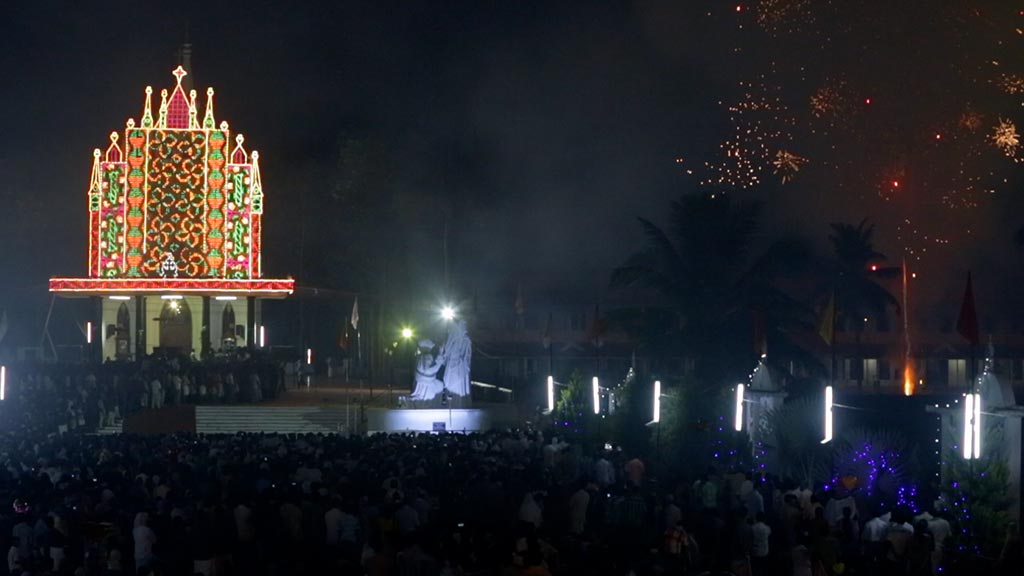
left=734, top=383, right=745, bottom=431
left=51, top=66, right=293, bottom=297
left=653, top=380, right=661, bottom=424
left=821, top=385, right=834, bottom=444
left=963, top=392, right=981, bottom=459
left=592, top=377, right=600, bottom=415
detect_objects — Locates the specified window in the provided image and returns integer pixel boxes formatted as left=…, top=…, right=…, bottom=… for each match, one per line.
left=570, top=311, right=587, bottom=331
left=948, top=359, right=967, bottom=388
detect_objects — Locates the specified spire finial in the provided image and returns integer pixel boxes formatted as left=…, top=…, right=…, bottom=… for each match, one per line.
left=203, top=87, right=216, bottom=129
left=172, top=65, right=188, bottom=86
left=141, top=86, right=154, bottom=128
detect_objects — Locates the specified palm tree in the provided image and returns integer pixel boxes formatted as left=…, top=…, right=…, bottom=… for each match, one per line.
left=611, top=192, right=813, bottom=386
left=824, top=219, right=898, bottom=387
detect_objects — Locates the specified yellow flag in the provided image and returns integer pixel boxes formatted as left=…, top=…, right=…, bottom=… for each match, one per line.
left=818, top=292, right=836, bottom=345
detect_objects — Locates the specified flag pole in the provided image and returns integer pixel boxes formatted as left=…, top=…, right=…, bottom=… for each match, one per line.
left=830, top=291, right=837, bottom=386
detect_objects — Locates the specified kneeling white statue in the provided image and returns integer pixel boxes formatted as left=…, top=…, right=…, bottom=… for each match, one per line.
left=408, top=339, right=445, bottom=405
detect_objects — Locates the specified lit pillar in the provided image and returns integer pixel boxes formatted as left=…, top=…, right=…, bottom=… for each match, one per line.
left=201, top=296, right=212, bottom=358
left=135, top=295, right=146, bottom=360
left=247, top=296, right=256, bottom=349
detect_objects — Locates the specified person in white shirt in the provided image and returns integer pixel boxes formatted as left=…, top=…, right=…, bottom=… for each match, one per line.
left=751, top=512, right=772, bottom=575
left=568, top=483, right=593, bottom=535
left=862, top=511, right=890, bottom=542
left=594, top=455, right=615, bottom=488
left=149, top=378, right=163, bottom=409
left=324, top=502, right=343, bottom=546
left=518, top=491, right=544, bottom=529
left=132, top=513, right=157, bottom=568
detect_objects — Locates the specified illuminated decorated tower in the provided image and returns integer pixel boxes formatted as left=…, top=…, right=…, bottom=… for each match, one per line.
left=49, top=66, right=294, bottom=359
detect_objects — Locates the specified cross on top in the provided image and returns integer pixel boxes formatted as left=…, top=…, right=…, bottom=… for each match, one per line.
left=172, top=65, right=188, bottom=85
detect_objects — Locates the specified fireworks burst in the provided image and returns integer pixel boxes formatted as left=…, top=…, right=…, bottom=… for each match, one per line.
left=809, top=82, right=844, bottom=119
left=756, top=0, right=814, bottom=35
left=958, top=109, right=983, bottom=132
left=772, top=150, right=806, bottom=183
left=999, top=74, right=1024, bottom=95
left=703, top=83, right=795, bottom=189
left=993, top=118, right=1020, bottom=158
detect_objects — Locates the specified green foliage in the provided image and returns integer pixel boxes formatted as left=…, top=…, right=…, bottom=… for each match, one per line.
left=554, top=370, right=595, bottom=438
left=941, top=418, right=1014, bottom=558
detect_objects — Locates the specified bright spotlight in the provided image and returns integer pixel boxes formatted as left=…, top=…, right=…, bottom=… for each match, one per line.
left=440, top=305, right=456, bottom=321
left=734, top=384, right=745, bottom=431
left=821, top=386, right=834, bottom=444
left=401, top=327, right=414, bottom=340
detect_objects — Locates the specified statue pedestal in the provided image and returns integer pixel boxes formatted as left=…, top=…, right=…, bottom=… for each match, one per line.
left=367, top=408, right=490, bottom=433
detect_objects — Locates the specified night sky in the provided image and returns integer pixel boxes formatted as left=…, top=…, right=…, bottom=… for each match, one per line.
left=3, top=1, right=1024, bottom=331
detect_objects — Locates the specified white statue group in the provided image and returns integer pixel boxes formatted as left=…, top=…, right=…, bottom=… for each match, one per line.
left=408, top=319, right=472, bottom=407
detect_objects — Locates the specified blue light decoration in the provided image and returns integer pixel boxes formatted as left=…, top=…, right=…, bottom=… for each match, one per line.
left=824, top=438, right=920, bottom=513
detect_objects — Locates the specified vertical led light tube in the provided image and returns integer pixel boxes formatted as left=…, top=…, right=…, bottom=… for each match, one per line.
left=592, top=377, right=600, bottom=415
left=547, top=376, right=555, bottom=413
left=734, top=384, right=745, bottom=431
left=963, top=393, right=975, bottom=459
left=653, top=380, right=662, bottom=423
left=973, top=393, right=981, bottom=459
left=821, top=386, right=834, bottom=444
left=259, top=325, right=266, bottom=348
left=0, top=366, right=6, bottom=401
left=306, top=348, right=312, bottom=365
left=86, top=321, right=93, bottom=344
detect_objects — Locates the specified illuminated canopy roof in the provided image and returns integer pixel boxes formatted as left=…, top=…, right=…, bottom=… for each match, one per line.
left=50, top=66, right=293, bottom=298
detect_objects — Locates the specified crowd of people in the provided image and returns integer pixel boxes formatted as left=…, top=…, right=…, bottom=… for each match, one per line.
left=0, top=355, right=286, bottom=436
left=0, top=356, right=1019, bottom=575
left=0, top=425, right=1016, bottom=576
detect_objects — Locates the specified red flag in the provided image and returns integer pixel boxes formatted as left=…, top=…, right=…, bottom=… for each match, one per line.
left=956, top=272, right=980, bottom=347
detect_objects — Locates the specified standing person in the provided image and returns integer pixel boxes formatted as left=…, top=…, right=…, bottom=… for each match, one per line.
left=907, top=520, right=935, bottom=576
left=149, top=376, right=163, bottom=409
left=437, top=319, right=472, bottom=404
left=593, top=450, right=615, bottom=488
left=751, top=512, right=772, bottom=576
left=568, top=482, right=593, bottom=536
left=133, top=513, right=157, bottom=570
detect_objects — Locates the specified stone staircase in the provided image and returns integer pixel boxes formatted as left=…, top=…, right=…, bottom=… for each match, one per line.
left=94, top=417, right=124, bottom=435
left=195, top=406, right=353, bottom=435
